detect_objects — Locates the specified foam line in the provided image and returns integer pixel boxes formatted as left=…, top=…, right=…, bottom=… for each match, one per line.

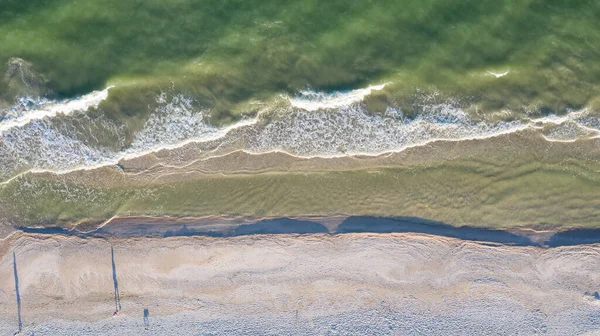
left=1, top=85, right=599, bottom=183
left=0, top=86, right=113, bottom=134
left=289, top=83, right=387, bottom=111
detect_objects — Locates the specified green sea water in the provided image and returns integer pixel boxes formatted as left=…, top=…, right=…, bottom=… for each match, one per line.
left=2, top=0, right=600, bottom=232
left=3, top=156, right=600, bottom=231
left=2, top=0, right=600, bottom=120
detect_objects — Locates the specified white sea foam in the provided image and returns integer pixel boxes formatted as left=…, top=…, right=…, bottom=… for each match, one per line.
left=289, top=83, right=387, bottom=111
left=129, top=93, right=217, bottom=150
left=541, top=122, right=597, bottom=142
left=248, top=103, right=527, bottom=156
left=0, top=91, right=260, bottom=181
left=487, top=70, right=510, bottom=78
left=122, top=93, right=260, bottom=161
left=0, top=115, right=123, bottom=181
left=0, top=86, right=113, bottom=134
left=1, top=84, right=599, bottom=181
left=123, top=89, right=600, bottom=161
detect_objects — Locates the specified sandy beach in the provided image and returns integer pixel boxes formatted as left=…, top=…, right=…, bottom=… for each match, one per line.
left=3, top=1, right=600, bottom=334
left=1, top=232, right=599, bottom=335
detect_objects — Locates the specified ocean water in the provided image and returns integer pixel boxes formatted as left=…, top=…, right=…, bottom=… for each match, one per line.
left=0, top=0, right=600, bottom=177
left=2, top=1, right=600, bottom=104
left=1, top=0, right=600, bottom=228
left=3, top=5, right=600, bottom=332
left=0, top=83, right=599, bottom=181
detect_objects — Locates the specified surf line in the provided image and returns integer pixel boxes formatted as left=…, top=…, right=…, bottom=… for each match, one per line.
left=0, top=86, right=114, bottom=134
left=1, top=88, right=598, bottom=184
left=0, top=112, right=262, bottom=185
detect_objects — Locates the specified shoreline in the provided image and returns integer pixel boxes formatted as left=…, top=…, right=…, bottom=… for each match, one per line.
left=3, top=132, right=600, bottom=234
left=11, top=215, right=600, bottom=248
left=2, top=110, right=600, bottom=186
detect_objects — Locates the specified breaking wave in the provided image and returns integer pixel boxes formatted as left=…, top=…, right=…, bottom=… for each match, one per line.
left=249, top=103, right=525, bottom=156
left=1, top=84, right=599, bottom=181
left=0, top=86, right=112, bottom=134
left=289, top=83, right=387, bottom=111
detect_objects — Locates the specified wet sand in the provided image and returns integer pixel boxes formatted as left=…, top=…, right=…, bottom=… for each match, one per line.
left=0, top=232, right=599, bottom=335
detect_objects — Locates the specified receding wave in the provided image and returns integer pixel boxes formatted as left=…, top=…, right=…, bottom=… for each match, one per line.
left=1, top=85, right=599, bottom=181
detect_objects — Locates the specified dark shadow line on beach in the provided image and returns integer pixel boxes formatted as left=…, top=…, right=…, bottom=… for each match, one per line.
left=233, top=218, right=330, bottom=236
left=160, top=218, right=329, bottom=237
left=13, top=252, right=22, bottom=334
left=15, top=217, right=600, bottom=247
left=163, top=217, right=536, bottom=246
left=17, top=226, right=76, bottom=236
left=546, top=229, right=600, bottom=247
left=336, top=216, right=537, bottom=246
left=161, top=224, right=226, bottom=238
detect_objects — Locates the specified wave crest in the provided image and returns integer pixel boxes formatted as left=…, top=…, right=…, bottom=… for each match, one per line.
left=1, top=85, right=599, bottom=181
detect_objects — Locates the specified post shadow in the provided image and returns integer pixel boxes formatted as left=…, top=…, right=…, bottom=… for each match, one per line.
left=143, top=308, right=150, bottom=329
left=111, top=247, right=121, bottom=313
left=13, top=252, right=22, bottom=333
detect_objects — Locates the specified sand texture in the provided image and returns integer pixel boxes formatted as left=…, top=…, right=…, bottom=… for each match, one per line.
left=0, top=233, right=599, bottom=335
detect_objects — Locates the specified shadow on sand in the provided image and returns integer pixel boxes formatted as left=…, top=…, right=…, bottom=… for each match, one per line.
left=234, top=218, right=329, bottom=235
left=143, top=308, right=150, bottom=329
left=546, top=229, right=600, bottom=247
left=15, top=217, right=600, bottom=247
left=162, top=218, right=329, bottom=237
left=336, top=217, right=536, bottom=246
left=13, top=252, right=22, bottom=334
left=111, top=247, right=121, bottom=313
left=161, top=217, right=535, bottom=246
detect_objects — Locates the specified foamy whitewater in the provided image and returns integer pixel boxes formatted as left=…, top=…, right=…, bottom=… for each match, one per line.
left=289, top=83, right=387, bottom=111
left=1, top=85, right=599, bottom=181
left=0, top=87, right=112, bottom=134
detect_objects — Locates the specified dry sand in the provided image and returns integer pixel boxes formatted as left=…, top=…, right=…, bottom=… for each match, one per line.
left=0, top=233, right=599, bottom=335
